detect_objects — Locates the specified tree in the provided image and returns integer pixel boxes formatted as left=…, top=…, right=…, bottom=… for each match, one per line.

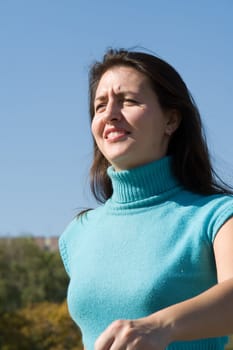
left=0, top=237, right=69, bottom=312
left=0, top=301, right=82, bottom=350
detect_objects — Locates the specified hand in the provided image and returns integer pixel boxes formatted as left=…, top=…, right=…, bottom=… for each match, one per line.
left=94, top=317, right=170, bottom=350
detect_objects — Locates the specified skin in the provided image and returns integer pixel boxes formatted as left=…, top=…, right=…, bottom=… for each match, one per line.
left=89, top=66, right=233, bottom=350
left=92, top=66, right=179, bottom=171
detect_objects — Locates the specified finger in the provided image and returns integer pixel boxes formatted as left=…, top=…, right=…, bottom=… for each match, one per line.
left=95, top=332, right=115, bottom=350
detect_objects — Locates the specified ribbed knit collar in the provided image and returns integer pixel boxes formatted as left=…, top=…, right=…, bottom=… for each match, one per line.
left=107, top=156, right=180, bottom=204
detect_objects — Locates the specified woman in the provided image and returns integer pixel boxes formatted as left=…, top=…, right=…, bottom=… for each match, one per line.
left=59, top=49, right=233, bottom=350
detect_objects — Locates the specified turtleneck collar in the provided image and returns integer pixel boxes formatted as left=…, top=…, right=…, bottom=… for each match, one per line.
left=107, top=156, right=180, bottom=205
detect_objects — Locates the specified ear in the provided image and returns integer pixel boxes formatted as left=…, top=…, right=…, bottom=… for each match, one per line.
left=165, top=110, right=181, bottom=136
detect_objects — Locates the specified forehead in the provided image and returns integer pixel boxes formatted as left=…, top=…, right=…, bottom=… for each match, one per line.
left=95, top=66, right=149, bottom=97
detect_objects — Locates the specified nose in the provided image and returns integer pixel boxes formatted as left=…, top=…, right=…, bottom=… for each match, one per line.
left=103, top=99, right=122, bottom=123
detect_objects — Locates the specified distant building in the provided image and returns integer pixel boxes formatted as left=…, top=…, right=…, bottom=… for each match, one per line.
left=33, top=236, right=58, bottom=251
left=0, top=236, right=59, bottom=252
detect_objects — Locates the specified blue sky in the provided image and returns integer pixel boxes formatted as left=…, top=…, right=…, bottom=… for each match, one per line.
left=1, top=0, right=233, bottom=236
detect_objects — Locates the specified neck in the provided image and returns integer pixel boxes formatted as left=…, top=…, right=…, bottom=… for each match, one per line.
left=107, top=156, right=180, bottom=205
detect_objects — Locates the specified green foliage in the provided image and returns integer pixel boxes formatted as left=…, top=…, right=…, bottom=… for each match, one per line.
left=0, top=237, right=82, bottom=349
left=0, top=301, right=82, bottom=350
left=0, top=237, right=69, bottom=312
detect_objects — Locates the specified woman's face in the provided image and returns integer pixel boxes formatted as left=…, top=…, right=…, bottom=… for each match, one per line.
left=91, top=66, right=179, bottom=171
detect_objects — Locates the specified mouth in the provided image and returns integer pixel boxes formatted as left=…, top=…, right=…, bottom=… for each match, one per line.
left=104, top=128, right=130, bottom=141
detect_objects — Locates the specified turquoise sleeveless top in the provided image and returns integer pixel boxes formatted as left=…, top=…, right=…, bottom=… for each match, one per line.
left=59, top=157, right=233, bottom=350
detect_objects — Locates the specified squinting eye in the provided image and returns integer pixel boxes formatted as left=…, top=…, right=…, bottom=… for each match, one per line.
left=95, top=103, right=106, bottom=112
left=124, top=99, right=138, bottom=104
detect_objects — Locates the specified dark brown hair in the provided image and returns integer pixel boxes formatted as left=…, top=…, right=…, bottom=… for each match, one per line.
left=88, top=48, right=232, bottom=203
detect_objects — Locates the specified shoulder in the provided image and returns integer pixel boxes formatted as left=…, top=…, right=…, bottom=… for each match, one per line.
left=186, top=192, right=233, bottom=242
left=204, top=194, right=233, bottom=242
left=177, top=189, right=233, bottom=212
left=173, top=190, right=233, bottom=242
left=61, top=206, right=103, bottom=236
left=194, top=193, right=233, bottom=222
left=60, top=206, right=103, bottom=243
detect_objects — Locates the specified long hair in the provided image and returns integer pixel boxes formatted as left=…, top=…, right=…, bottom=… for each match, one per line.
left=88, top=48, right=232, bottom=203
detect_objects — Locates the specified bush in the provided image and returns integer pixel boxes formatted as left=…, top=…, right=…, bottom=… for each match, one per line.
left=0, top=237, right=69, bottom=312
left=0, top=301, right=82, bottom=350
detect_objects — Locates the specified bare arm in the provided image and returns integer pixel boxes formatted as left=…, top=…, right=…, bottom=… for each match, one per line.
left=145, top=217, right=233, bottom=342
left=149, top=277, right=233, bottom=341
left=95, top=217, right=233, bottom=350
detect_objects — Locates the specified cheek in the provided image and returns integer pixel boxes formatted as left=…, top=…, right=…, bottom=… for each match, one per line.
left=91, top=119, right=99, bottom=140
left=91, top=120, right=104, bottom=152
left=91, top=120, right=95, bottom=136
left=132, top=112, right=158, bottom=132
left=137, top=116, right=167, bottom=145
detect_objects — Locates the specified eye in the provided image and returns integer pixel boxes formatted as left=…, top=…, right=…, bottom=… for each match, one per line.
left=95, top=103, right=106, bottom=112
left=124, top=98, right=138, bottom=105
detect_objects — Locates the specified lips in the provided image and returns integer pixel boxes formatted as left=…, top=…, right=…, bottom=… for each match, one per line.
left=104, top=127, right=130, bottom=140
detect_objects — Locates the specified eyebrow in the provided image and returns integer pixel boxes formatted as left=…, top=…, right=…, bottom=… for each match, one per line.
left=94, top=95, right=106, bottom=103
left=94, top=91, right=138, bottom=103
